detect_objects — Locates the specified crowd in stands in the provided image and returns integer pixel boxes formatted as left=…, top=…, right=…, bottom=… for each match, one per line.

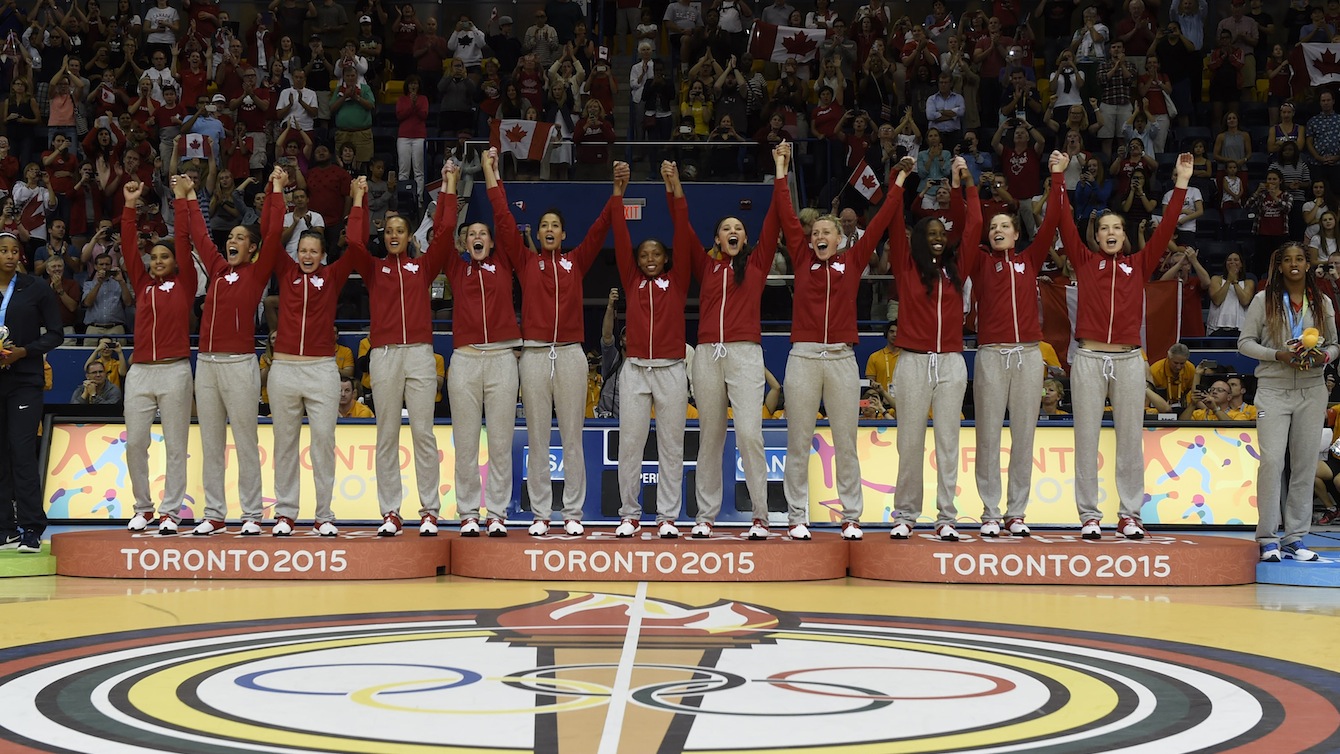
left=16, top=0, right=1340, bottom=426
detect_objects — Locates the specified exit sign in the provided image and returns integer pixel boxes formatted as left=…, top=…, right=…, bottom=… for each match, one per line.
left=623, top=198, right=645, bottom=221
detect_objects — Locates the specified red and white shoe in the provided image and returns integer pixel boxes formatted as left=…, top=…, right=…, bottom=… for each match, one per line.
left=191, top=519, right=227, bottom=536
left=690, top=522, right=713, bottom=538
left=747, top=519, right=769, bottom=540
left=840, top=522, right=863, bottom=540
left=1117, top=516, right=1146, bottom=540
left=1081, top=519, right=1102, bottom=540
left=272, top=516, right=295, bottom=537
left=888, top=522, right=912, bottom=539
left=935, top=524, right=961, bottom=542
left=459, top=518, right=481, bottom=537
left=615, top=518, right=641, bottom=538
left=419, top=515, right=439, bottom=537
left=377, top=512, right=403, bottom=537
left=527, top=520, right=550, bottom=536
left=1005, top=517, right=1031, bottom=537
left=486, top=517, right=508, bottom=537
left=127, top=511, right=152, bottom=532
left=563, top=519, right=585, bottom=536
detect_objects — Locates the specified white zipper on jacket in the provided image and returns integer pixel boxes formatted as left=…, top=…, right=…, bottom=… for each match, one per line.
left=477, top=266, right=488, bottom=343
left=717, top=264, right=727, bottom=356
left=206, top=279, right=219, bottom=353
left=149, top=285, right=157, bottom=360
left=823, top=265, right=831, bottom=343
left=396, top=260, right=406, bottom=343
left=1009, top=251, right=1020, bottom=343
left=648, top=281, right=655, bottom=359
left=299, top=276, right=309, bottom=355
left=936, top=277, right=943, bottom=349
left=1107, top=262, right=1116, bottom=343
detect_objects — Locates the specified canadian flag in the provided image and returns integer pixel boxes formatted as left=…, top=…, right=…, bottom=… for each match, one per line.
left=1301, top=43, right=1340, bottom=85
left=181, top=132, right=213, bottom=161
left=489, top=118, right=555, bottom=161
left=749, top=20, right=827, bottom=64
left=846, top=158, right=884, bottom=204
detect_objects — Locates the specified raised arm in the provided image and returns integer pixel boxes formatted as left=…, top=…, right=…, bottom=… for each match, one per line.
left=570, top=172, right=619, bottom=271
left=851, top=157, right=915, bottom=270
left=120, top=180, right=147, bottom=288
left=749, top=148, right=787, bottom=275
left=255, top=166, right=288, bottom=278
left=1138, top=152, right=1191, bottom=277
left=1026, top=152, right=1070, bottom=267
left=344, top=178, right=372, bottom=276
left=1055, top=190, right=1094, bottom=268
left=610, top=161, right=635, bottom=288
left=482, top=147, right=523, bottom=268
left=425, top=159, right=462, bottom=274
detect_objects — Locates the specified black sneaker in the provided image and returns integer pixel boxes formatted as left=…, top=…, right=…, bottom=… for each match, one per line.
left=0, top=530, right=20, bottom=550
left=17, top=530, right=41, bottom=553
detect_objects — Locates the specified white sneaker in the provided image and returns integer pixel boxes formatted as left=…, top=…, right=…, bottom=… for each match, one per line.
left=841, top=522, right=863, bottom=540
left=1081, top=519, right=1102, bottom=540
left=563, top=519, right=585, bottom=535
left=747, top=519, right=769, bottom=540
left=889, top=522, right=912, bottom=539
left=157, top=516, right=178, bottom=535
left=788, top=523, right=811, bottom=540
left=1005, top=517, right=1031, bottom=537
left=486, top=518, right=507, bottom=537
left=690, top=522, right=712, bottom=538
left=459, top=518, right=481, bottom=536
left=239, top=520, right=262, bottom=536
left=1284, top=541, right=1320, bottom=561
left=615, top=519, right=641, bottom=538
left=419, top=515, right=438, bottom=537
left=658, top=521, right=680, bottom=539
left=191, top=519, right=226, bottom=536
left=313, top=521, right=339, bottom=537
left=979, top=521, right=1001, bottom=538
left=127, top=512, right=152, bottom=532
left=936, top=524, right=961, bottom=542
left=272, top=517, right=294, bottom=536
left=378, top=513, right=404, bottom=537
left=528, top=520, right=550, bottom=536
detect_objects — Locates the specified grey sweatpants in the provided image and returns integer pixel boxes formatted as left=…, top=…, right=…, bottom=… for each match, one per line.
left=1072, top=348, right=1146, bottom=522
left=196, top=354, right=263, bottom=522
left=449, top=347, right=519, bottom=520
left=616, top=359, right=688, bottom=522
left=892, top=351, right=968, bottom=527
left=269, top=358, right=339, bottom=523
left=370, top=343, right=441, bottom=519
left=125, top=360, right=194, bottom=521
left=782, top=344, right=863, bottom=525
left=519, top=344, right=587, bottom=520
left=1255, top=383, right=1328, bottom=546
left=973, top=344, right=1043, bottom=522
left=693, top=342, right=768, bottom=523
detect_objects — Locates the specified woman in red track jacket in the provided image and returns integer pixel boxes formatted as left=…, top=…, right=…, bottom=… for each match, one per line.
left=436, top=150, right=525, bottom=537
left=775, top=153, right=908, bottom=542
left=608, top=160, right=694, bottom=539
left=268, top=178, right=362, bottom=538
left=1057, top=152, right=1192, bottom=541
left=177, top=166, right=284, bottom=537
left=885, top=156, right=982, bottom=543
left=958, top=151, right=1068, bottom=539
left=122, top=178, right=197, bottom=536
left=679, top=144, right=786, bottom=541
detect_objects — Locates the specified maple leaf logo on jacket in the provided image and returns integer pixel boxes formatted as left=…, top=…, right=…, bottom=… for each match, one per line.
left=782, top=30, right=818, bottom=56
left=224, top=271, right=239, bottom=284
left=505, top=123, right=529, bottom=143
left=311, top=275, right=325, bottom=289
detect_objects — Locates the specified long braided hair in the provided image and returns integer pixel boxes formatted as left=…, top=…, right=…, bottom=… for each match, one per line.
left=1262, top=242, right=1334, bottom=347
left=909, top=216, right=963, bottom=295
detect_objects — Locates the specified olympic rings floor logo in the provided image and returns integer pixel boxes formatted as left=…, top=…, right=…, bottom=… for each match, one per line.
left=0, top=591, right=1338, bottom=753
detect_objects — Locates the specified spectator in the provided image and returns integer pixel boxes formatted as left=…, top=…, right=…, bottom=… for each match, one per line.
left=281, top=187, right=323, bottom=256
left=548, top=46, right=586, bottom=106
left=543, top=83, right=578, bottom=179
left=80, top=253, right=132, bottom=342
left=274, top=67, right=317, bottom=137
left=395, top=75, right=429, bottom=203
left=1216, top=0, right=1258, bottom=100
left=272, top=35, right=303, bottom=80
left=143, top=0, right=181, bottom=60
left=39, top=255, right=80, bottom=340
left=864, top=319, right=899, bottom=402
left=388, top=3, right=420, bottom=78
left=311, top=0, right=347, bottom=50
left=72, top=359, right=122, bottom=405
left=513, top=54, right=546, bottom=106
left=1207, top=251, right=1255, bottom=336
left=1309, top=91, right=1340, bottom=188
left=440, top=60, right=477, bottom=137
left=546, top=0, right=586, bottom=44
left=1069, top=6, right=1108, bottom=103
left=1000, top=68, right=1044, bottom=129
left=573, top=99, right=615, bottom=180
left=1162, top=176, right=1205, bottom=242
left=1213, top=110, right=1251, bottom=168
left=1271, top=140, right=1310, bottom=231
left=1181, top=377, right=1234, bottom=420
left=1245, top=168, right=1292, bottom=276
left=629, top=41, right=657, bottom=140
left=993, top=121, right=1045, bottom=202
left=681, top=79, right=713, bottom=136
left=1096, top=40, right=1137, bottom=155
left=338, top=375, right=373, bottom=418
left=2, top=77, right=41, bottom=166
left=1226, top=374, right=1256, bottom=418
left=820, top=18, right=857, bottom=81
left=1150, top=343, right=1196, bottom=406
left=331, top=68, right=374, bottom=170
left=663, top=0, right=704, bottom=72
left=1155, top=244, right=1209, bottom=339
left=1309, top=211, right=1340, bottom=264
left=485, top=14, right=519, bottom=73
left=1219, top=158, right=1246, bottom=226
left=613, top=0, right=643, bottom=55
left=1270, top=101, right=1304, bottom=156
left=1040, top=378, right=1067, bottom=415
left=642, top=65, right=677, bottom=141
left=181, top=93, right=227, bottom=163
left=405, top=17, right=445, bottom=96
left=1301, top=5, right=1334, bottom=42
left=524, top=10, right=562, bottom=70
left=925, top=72, right=965, bottom=144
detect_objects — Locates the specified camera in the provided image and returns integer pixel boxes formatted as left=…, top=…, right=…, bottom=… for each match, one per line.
left=1061, top=66, right=1075, bottom=75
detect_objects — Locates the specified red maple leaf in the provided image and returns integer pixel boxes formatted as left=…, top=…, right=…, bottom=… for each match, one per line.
left=504, top=124, right=530, bottom=143
left=781, top=30, right=818, bottom=57
left=1316, top=49, right=1340, bottom=76
left=861, top=173, right=879, bottom=190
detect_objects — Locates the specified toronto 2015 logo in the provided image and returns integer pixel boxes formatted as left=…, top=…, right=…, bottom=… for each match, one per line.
left=0, top=590, right=1338, bottom=752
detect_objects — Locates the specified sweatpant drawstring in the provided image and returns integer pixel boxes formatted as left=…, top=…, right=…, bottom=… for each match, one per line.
left=548, top=344, right=557, bottom=379
left=1101, top=354, right=1116, bottom=381
left=712, top=342, right=727, bottom=360
left=999, top=345, right=1025, bottom=369
left=927, top=352, right=941, bottom=383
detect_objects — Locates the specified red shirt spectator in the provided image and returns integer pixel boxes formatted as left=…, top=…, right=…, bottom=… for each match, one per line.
left=41, top=137, right=79, bottom=196
left=304, top=149, right=352, bottom=225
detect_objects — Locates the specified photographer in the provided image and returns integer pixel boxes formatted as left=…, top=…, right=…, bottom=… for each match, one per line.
left=40, top=256, right=79, bottom=341
left=706, top=114, right=746, bottom=178
left=80, top=252, right=132, bottom=344
left=1181, top=377, right=1233, bottom=420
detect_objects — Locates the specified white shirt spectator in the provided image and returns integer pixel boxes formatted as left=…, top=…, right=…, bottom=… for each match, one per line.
left=276, top=85, right=318, bottom=132
left=283, top=210, right=325, bottom=257
left=759, top=0, right=795, bottom=26
left=663, top=1, right=703, bottom=34
left=448, top=27, right=486, bottom=67
left=630, top=58, right=656, bottom=104
left=141, top=67, right=179, bottom=105
left=1163, top=186, right=1203, bottom=232
left=333, top=55, right=369, bottom=87
left=143, top=5, right=179, bottom=45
